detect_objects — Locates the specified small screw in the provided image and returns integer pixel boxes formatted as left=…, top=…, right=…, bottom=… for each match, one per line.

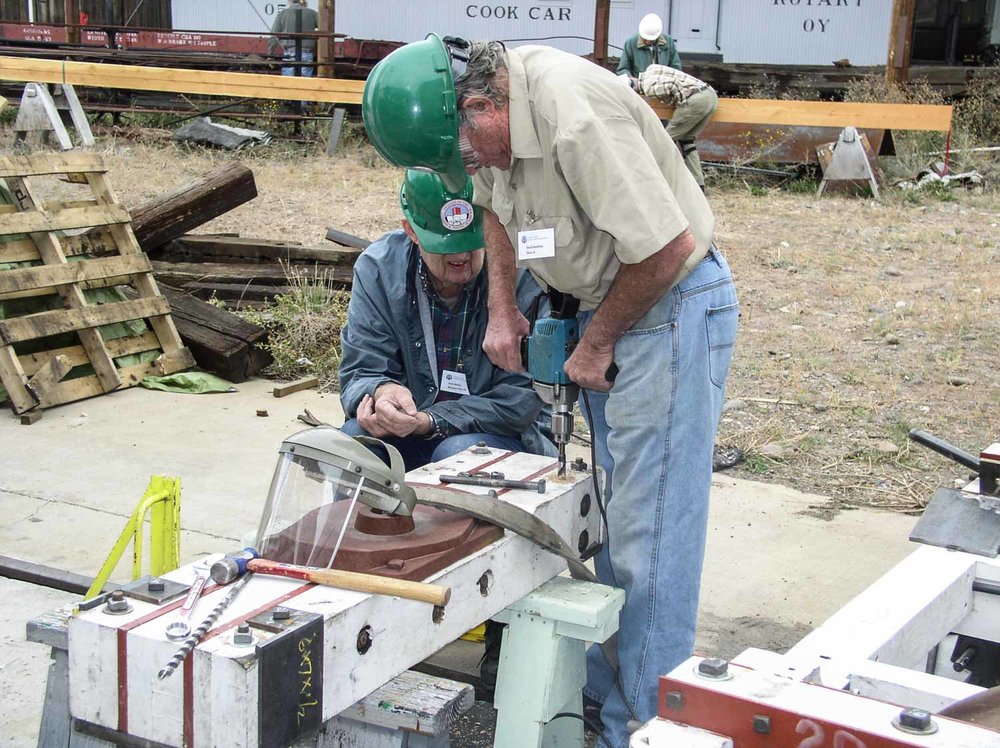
left=233, top=623, right=255, bottom=647
left=664, top=691, right=684, bottom=710
left=753, top=715, right=771, bottom=734
left=104, top=590, right=132, bottom=615
left=147, top=577, right=165, bottom=592
left=697, top=658, right=732, bottom=680
left=892, top=707, right=937, bottom=735
left=271, top=607, right=291, bottom=621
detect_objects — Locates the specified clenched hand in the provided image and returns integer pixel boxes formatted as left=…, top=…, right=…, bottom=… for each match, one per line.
left=483, top=307, right=530, bottom=372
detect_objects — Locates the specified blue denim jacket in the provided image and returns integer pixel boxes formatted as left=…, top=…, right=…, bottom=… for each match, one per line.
left=339, top=230, right=555, bottom=457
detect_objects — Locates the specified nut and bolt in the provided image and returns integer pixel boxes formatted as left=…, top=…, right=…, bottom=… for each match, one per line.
left=471, top=441, right=491, bottom=455
left=752, top=715, right=771, bottom=734
left=270, top=607, right=291, bottom=622
left=104, top=590, right=132, bottom=615
left=892, top=707, right=937, bottom=735
left=664, top=691, right=684, bottom=710
left=232, top=623, right=255, bottom=647
left=696, top=657, right=733, bottom=680
left=572, top=457, right=588, bottom=472
left=147, top=577, right=165, bottom=592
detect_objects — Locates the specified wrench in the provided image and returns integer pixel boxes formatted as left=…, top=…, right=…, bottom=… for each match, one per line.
left=164, top=569, right=209, bottom=641
left=440, top=471, right=546, bottom=494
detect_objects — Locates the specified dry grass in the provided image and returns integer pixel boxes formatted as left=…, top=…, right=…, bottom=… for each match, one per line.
left=9, top=122, right=995, bottom=514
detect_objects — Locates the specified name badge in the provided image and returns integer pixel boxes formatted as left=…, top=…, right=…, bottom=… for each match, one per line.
left=440, top=370, right=470, bottom=396
left=516, top=227, right=556, bottom=261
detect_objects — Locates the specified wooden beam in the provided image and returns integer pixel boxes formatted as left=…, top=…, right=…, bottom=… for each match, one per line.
left=887, top=0, right=917, bottom=85
left=18, top=331, right=161, bottom=377
left=593, top=0, right=611, bottom=68
left=126, top=162, right=258, bottom=251
left=0, top=296, right=171, bottom=345
left=0, top=254, right=151, bottom=296
left=27, top=354, right=73, bottom=401
left=64, top=1, right=80, bottom=45
left=318, top=0, right=335, bottom=79
left=0, top=55, right=365, bottom=105
left=163, top=235, right=360, bottom=266
left=273, top=375, right=320, bottom=398
left=0, top=204, right=131, bottom=236
left=646, top=98, right=953, bottom=132
left=0, top=153, right=105, bottom=178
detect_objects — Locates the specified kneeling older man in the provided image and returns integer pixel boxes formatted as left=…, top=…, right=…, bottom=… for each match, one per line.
left=338, top=170, right=555, bottom=470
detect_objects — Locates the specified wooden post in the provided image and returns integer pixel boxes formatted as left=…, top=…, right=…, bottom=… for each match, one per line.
left=318, top=0, right=335, bottom=79
left=65, top=0, right=80, bottom=44
left=886, top=0, right=916, bottom=85
left=593, top=0, right=610, bottom=68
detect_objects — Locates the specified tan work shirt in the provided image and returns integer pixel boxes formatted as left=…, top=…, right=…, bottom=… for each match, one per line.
left=472, top=45, right=715, bottom=310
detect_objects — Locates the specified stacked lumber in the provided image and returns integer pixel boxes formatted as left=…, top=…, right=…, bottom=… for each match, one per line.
left=0, top=153, right=194, bottom=414
left=150, top=232, right=364, bottom=307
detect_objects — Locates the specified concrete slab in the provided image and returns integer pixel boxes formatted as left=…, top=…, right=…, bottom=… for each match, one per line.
left=0, top=579, right=77, bottom=748
left=0, top=380, right=923, bottom=746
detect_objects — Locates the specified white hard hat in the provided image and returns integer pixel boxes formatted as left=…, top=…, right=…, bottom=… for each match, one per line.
left=639, top=13, right=663, bottom=42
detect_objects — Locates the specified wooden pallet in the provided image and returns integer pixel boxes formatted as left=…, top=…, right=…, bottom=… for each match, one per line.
left=0, top=153, right=194, bottom=414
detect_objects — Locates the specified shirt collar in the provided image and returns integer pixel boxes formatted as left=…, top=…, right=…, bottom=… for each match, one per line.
left=637, top=35, right=665, bottom=48
left=505, top=48, right=543, bottom=161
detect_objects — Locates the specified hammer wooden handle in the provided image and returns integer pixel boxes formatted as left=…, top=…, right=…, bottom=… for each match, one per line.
left=247, top=559, right=451, bottom=606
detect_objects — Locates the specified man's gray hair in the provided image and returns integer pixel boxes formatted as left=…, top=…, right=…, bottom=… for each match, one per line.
left=454, top=41, right=508, bottom=106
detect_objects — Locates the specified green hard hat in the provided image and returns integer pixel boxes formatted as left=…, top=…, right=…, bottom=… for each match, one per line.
left=362, top=33, right=467, bottom=192
left=400, top=170, right=482, bottom=255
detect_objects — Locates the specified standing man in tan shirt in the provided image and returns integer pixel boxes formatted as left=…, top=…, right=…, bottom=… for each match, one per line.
left=362, top=37, right=739, bottom=746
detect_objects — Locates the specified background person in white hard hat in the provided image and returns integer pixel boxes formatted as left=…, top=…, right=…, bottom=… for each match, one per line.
left=620, top=64, right=717, bottom=190
left=617, top=12, right=681, bottom=78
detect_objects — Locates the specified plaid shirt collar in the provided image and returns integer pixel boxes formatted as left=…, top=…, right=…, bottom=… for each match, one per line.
left=417, top=257, right=484, bottom=388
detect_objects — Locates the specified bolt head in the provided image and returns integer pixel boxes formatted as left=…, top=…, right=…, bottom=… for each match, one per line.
left=147, top=577, right=165, bottom=592
left=664, top=691, right=684, bottom=710
left=233, top=624, right=255, bottom=646
left=697, top=657, right=730, bottom=678
left=893, top=707, right=936, bottom=734
left=753, top=715, right=771, bottom=734
left=271, top=607, right=291, bottom=621
left=104, top=590, right=131, bottom=614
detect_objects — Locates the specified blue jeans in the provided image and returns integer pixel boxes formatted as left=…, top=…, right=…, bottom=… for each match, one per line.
left=339, top=419, right=525, bottom=473
left=580, top=248, right=738, bottom=748
left=281, top=48, right=315, bottom=77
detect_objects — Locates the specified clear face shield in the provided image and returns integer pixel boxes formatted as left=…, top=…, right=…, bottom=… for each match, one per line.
left=255, top=428, right=416, bottom=568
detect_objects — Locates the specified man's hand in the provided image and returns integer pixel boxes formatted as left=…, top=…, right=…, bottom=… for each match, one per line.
left=484, top=306, right=530, bottom=372
left=360, top=383, right=422, bottom=438
left=564, top=338, right=616, bottom=393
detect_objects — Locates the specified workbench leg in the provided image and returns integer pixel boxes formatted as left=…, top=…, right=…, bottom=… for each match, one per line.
left=37, top=648, right=70, bottom=748
left=492, top=615, right=586, bottom=748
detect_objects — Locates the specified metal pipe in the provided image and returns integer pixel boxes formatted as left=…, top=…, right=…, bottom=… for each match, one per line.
left=908, top=429, right=980, bottom=471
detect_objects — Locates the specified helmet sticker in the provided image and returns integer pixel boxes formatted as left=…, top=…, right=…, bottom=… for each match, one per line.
left=440, top=199, right=475, bottom=232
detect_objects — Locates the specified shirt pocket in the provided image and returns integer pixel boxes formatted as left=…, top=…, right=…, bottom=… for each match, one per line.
left=492, top=185, right=514, bottom=225
left=524, top=216, right=576, bottom=253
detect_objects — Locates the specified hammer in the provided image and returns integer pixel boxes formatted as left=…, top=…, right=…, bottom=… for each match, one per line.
left=210, top=548, right=451, bottom=607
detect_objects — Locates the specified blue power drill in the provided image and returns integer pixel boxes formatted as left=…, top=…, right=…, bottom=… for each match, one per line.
left=525, top=291, right=580, bottom=476
left=525, top=290, right=618, bottom=475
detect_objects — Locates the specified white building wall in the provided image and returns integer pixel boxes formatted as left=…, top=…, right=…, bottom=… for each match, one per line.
left=165, top=0, right=894, bottom=66
left=718, top=0, right=894, bottom=66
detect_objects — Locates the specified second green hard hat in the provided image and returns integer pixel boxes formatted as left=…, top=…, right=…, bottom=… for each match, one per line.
left=400, top=170, right=483, bottom=255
